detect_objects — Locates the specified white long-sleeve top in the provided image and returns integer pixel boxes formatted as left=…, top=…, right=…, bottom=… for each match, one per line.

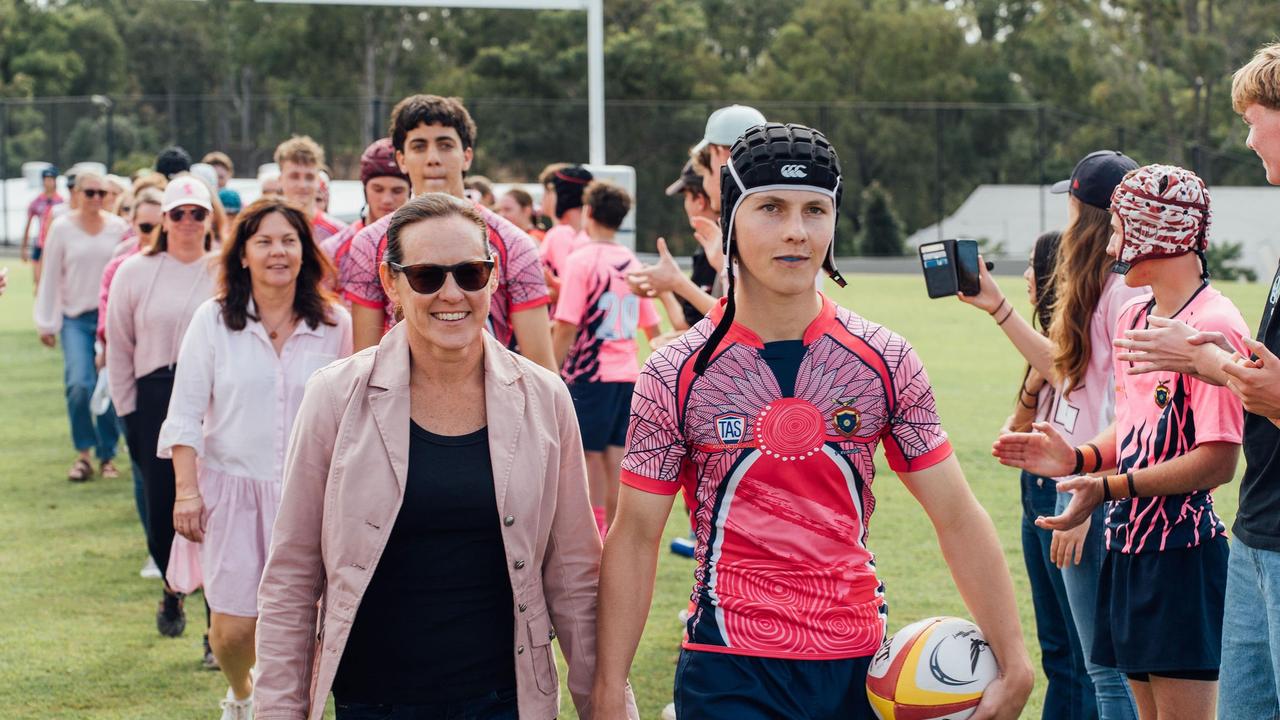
left=34, top=213, right=129, bottom=334
left=157, top=298, right=353, bottom=482
left=105, top=252, right=218, bottom=416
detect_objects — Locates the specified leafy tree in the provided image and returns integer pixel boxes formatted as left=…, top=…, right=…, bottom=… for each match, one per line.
left=858, top=182, right=904, bottom=257
left=1206, top=241, right=1257, bottom=282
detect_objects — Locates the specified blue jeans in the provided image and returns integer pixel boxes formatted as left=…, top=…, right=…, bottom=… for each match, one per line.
left=1022, top=472, right=1094, bottom=720
left=60, top=312, right=118, bottom=460
left=334, top=688, right=518, bottom=719
left=1219, top=538, right=1280, bottom=719
left=1056, top=490, right=1137, bottom=720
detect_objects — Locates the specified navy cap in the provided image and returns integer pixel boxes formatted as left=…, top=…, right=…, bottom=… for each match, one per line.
left=41, top=166, right=58, bottom=179
left=1050, top=150, right=1139, bottom=210
left=665, top=160, right=703, bottom=197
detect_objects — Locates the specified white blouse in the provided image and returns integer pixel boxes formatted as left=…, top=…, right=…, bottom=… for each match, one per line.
left=158, top=298, right=353, bottom=482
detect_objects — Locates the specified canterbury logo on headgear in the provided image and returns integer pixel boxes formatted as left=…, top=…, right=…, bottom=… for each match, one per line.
left=780, top=164, right=808, bottom=178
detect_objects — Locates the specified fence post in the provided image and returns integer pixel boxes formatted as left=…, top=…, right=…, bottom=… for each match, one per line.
left=106, top=100, right=115, bottom=171
left=1, top=100, right=8, bottom=246
left=371, top=97, right=383, bottom=145
left=287, top=96, right=296, bottom=136
left=934, top=107, right=944, bottom=241
left=1037, top=104, right=1046, bottom=235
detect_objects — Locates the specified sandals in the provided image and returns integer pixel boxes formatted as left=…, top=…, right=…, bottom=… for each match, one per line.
left=67, top=457, right=94, bottom=482
left=99, top=460, right=120, bottom=479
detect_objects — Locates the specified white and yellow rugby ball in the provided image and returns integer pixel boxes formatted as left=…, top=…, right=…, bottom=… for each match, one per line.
left=866, top=616, right=997, bottom=720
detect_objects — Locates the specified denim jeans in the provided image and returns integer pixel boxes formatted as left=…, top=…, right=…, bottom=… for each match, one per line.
left=1022, top=471, right=1095, bottom=720
left=60, top=311, right=118, bottom=460
left=334, top=687, right=518, bottom=719
left=1056, top=489, right=1137, bottom=720
left=1218, top=538, right=1280, bottom=720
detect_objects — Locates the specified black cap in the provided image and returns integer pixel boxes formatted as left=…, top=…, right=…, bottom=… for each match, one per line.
left=1050, top=150, right=1139, bottom=210
left=665, top=160, right=703, bottom=197
left=155, top=146, right=193, bottom=179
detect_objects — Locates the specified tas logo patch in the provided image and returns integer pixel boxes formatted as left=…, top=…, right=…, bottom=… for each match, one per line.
left=714, top=413, right=746, bottom=444
left=780, top=164, right=808, bottom=179
left=1154, top=382, right=1171, bottom=409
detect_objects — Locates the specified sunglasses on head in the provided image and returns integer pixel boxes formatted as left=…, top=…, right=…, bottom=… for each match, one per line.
left=137, top=222, right=157, bottom=235
left=389, top=260, right=495, bottom=294
left=81, top=189, right=108, bottom=199
left=167, top=207, right=209, bottom=223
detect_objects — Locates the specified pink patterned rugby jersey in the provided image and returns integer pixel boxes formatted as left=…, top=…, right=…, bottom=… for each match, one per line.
left=1107, top=284, right=1247, bottom=554
left=621, top=296, right=953, bottom=659
left=337, top=202, right=549, bottom=348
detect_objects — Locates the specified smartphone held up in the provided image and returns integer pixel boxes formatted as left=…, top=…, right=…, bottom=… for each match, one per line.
left=918, top=239, right=991, bottom=298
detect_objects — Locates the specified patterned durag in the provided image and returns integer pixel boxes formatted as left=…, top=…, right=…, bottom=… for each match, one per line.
left=1109, top=164, right=1211, bottom=275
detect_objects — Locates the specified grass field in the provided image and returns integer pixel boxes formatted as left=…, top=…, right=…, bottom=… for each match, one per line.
left=0, top=264, right=1265, bottom=719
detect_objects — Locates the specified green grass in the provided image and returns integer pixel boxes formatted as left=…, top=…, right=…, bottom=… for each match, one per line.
left=0, top=265, right=1265, bottom=719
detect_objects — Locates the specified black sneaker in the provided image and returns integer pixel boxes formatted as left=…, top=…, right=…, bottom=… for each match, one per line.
left=156, top=592, right=186, bottom=638
left=202, top=634, right=220, bottom=670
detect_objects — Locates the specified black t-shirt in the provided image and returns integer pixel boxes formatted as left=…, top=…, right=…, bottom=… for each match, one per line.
left=680, top=248, right=720, bottom=328
left=332, top=423, right=516, bottom=704
left=1233, top=265, right=1280, bottom=551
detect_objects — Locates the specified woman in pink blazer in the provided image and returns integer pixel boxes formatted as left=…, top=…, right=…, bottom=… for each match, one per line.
left=256, top=193, right=634, bottom=720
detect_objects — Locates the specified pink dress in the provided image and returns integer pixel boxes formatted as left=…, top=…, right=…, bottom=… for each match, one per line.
left=158, top=299, right=353, bottom=615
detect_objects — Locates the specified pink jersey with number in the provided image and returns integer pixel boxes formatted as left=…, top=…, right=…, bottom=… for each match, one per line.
left=553, top=242, right=659, bottom=384
left=622, top=296, right=952, bottom=659
left=1107, top=284, right=1247, bottom=554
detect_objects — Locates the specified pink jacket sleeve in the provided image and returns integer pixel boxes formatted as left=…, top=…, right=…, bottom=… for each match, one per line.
left=97, top=254, right=126, bottom=344
left=255, top=369, right=339, bottom=720
left=541, top=380, right=638, bottom=719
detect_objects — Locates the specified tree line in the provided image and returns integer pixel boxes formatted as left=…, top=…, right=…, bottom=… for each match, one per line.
left=1, top=0, right=1274, bottom=254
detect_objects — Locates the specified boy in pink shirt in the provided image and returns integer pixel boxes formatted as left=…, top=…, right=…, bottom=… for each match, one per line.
left=553, top=181, right=659, bottom=534
left=996, top=164, right=1247, bottom=718
left=539, top=165, right=592, bottom=304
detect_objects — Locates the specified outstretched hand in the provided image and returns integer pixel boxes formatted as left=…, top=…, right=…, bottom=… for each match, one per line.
left=690, top=217, right=724, bottom=272
left=627, top=237, right=684, bottom=298
left=991, top=421, right=1076, bottom=478
left=1115, top=315, right=1233, bottom=376
left=1035, top=475, right=1104, bottom=532
left=1221, top=337, right=1280, bottom=419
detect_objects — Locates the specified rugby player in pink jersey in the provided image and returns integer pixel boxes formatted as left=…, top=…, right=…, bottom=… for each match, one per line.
left=552, top=180, right=661, bottom=537
left=321, top=138, right=411, bottom=290
left=590, top=123, right=1033, bottom=719
left=273, top=135, right=348, bottom=244
left=539, top=165, right=592, bottom=305
left=997, top=165, right=1249, bottom=720
left=337, top=95, right=554, bottom=369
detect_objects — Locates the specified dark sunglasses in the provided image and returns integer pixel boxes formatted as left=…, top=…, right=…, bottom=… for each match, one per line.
left=137, top=222, right=157, bottom=235
left=389, top=260, right=494, bottom=294
left=81, top=189, right=108, bottom=199
left=167, top=207, right=209, bottom=223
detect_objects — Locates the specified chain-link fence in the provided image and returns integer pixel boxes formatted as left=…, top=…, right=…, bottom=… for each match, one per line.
left=0, top=95, right=1264, bottom=253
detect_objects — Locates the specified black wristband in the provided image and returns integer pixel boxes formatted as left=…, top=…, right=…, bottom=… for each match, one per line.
left=1127, top=471, right=1137, bottom=499
left=1102, top=476, right=1113, bottom=502
left=988, top=298, right=1008, bottom=317
left=997, top=305, right=1015, bottom=326
left=1086, top=443, right=1103, bottom=473
left=1072, top=447, right=1085, bottom=475
left=1019, top=398, right=1036, bottom=409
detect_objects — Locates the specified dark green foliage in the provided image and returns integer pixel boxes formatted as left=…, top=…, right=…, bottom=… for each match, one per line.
left=858, top=182, right=905, bottom=257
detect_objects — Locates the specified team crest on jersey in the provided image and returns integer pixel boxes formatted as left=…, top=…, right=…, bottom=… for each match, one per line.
left=1154, top=382, right=1171, bottom=409
left=833, top=401, right=862, bottom=437
left=714, top=413, right=747, bottom=444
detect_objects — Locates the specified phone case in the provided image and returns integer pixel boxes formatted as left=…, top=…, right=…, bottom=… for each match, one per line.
left=919, top=240, right=959, bottom=298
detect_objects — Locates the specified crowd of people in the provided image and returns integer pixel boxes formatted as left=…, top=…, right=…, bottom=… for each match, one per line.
left=10, top=39, right=1280, bottom=720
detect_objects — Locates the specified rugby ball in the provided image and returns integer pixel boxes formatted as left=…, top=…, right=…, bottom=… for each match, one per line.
left=866, top=616, right=997, bottom=720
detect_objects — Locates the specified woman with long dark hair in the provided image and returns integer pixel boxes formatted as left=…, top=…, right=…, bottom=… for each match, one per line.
left=159, top=198, right=351, bottom=720
left=959, top=151, right=1145, bottom=719
left=106, top=176, right=219, bottom=641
